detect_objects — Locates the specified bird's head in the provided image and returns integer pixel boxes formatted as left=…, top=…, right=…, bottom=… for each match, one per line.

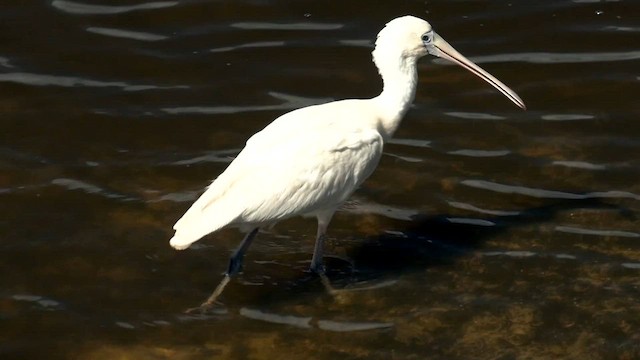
left=373, top=15, right=526, bottom=109
left=374, top=16, right=433, bottom=61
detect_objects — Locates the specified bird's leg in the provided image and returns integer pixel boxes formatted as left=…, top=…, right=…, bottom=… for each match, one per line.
left=310, top=223, right=327, bottom=274
left=186, top=227, right=259, bottom=313
left=310, top=218, right=340, bottom=295
left=309, top=214, right=388, bottom=297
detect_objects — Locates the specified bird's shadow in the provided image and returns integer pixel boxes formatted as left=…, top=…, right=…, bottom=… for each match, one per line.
left=286, top=198, right=634, bottom=291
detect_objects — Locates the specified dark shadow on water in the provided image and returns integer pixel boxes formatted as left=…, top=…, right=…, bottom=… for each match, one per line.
left=282, top=198, right=635, bottom=292
left=348, top=199, right=633, bottom=277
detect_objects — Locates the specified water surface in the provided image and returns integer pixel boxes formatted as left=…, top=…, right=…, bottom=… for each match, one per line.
left=1, top=1, right=639, bottom=359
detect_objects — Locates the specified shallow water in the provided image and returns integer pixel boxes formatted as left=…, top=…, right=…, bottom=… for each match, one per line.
left=1, top=1, right=639, bottom=359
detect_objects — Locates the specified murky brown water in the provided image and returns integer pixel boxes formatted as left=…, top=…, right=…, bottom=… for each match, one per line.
left=2, top=1, right=640, bottom=359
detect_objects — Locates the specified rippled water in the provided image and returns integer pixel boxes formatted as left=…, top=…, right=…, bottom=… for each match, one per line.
left=2, top=1, right=639, bottom=359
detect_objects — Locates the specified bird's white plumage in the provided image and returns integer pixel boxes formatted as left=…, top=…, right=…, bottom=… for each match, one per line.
left=170, top=99, right=384, bottom=250
left=170, top=15, right=524, bottom=251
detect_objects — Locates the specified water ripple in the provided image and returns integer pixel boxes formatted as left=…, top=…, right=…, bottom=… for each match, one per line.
left=115, top=322, right=136, bottom=330
left=481, top=248, right=640, bottom=284
left=482, top=250, right=640, bottom=271
left=542, top=114, right=595, bottom=121
left=239, top=308, right=393, bottom=332
left=386, top=138, right=431, bottom=148
left=444, top=112, right=506, bottom=120
left=555, top=225, right=640, bottom=238
left=12, top=294, right=62, bottom=310
left=602, top=25, right=640, bottom=32
left=172, top=149, right=239, bottom=166
left=447, top=217, right=496, bottom=226
left=206, top=39, right=368, bottom=54
left=154, top=191, right=199, bottom=203
left=239, top=308, right=311, bottom=328
left=552, top=160, right=607, bottom=171
left=461, top=179, right=640, bottom=200
left=162, top=92, right=331, bottom=115
left=0, top=72, right=187, bottom=91
left=51, top=178, right=136, bottom=201
left=484, top=250, right=536, bottom=258
left=433, top=51, right=640, bottom=65
left=338, top=39, right=372, bottom=47
left=384, top=152, right=423, bottom=163
left=209, top=41, right=286, bottom=53
left=341, top=201, right=420, bottom=221
left=447, top=201, right=521, bottom=216
left=448, top=149, right=511, bottom=157
left=51, top=0, right=178, bottom=15
left=317, top=320, right=393, bottom=332
left=86, top=27, right=168, bottom=41
left=0, top=56, right=13, bottom=68
left=231, top=22, right=343, bottom=31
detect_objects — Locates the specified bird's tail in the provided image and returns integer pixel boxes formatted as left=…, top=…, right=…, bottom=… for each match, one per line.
left=169, top=194, right=241, bottom=250
left=169, top=234, right=197, bottom=250
left=169, top=216, right=233, bottom=250
left=169, top=170, right=247, bottom=250
left=169, top=209, right=236, bottom=250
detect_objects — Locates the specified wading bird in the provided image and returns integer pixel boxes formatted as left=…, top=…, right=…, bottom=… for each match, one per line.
left=170, top=15, right=525, bottom=311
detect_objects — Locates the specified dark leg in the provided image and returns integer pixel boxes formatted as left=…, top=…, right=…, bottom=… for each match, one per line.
left=186, top=227, right=259, bottom=313
left=310, top=221, right=328, bottom=273
left=309, top=214, right=393, bottom=296
left=309, top=216, right=340, bottom=295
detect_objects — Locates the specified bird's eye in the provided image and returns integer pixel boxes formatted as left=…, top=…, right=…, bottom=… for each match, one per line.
left=421, top=33, right=432, bottom=43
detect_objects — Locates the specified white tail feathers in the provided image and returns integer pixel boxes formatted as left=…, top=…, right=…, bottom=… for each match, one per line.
left=170, top=213, right=233, bottom=250
left=170, top=208, right=237, bottom=250
left=169, top=189, right=241, bottom=250
left=169, top=156, right=251, bottom=250
left=169, top=235, right=195, bottom=250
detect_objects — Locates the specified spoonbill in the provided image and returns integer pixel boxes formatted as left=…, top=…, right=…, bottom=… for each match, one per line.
left=170, top=15, right=525, bottom=310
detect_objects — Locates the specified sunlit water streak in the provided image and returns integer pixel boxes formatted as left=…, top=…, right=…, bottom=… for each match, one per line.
left=86, top=27, right=169, bottom=42
left=231, top=22, right=343, bottom=31
left=209, top=41, right=286, bottom=53
left=51, top=0, right=178, bottom=15
left=444, top=112, right=506, bottom=120
left=541, top=114, right=595, bottom=121
left=462, top=179, right=640, bottom=201
left=555, top=225, right=640, bottom=238
left=162, top=92, right=332, bottom=115
left=447, top=201, right=521, bottom=216
left=0, top=72, right=188, bottom=91
left=51, top=178, right=137, bottom=201
left=435, top=51, right=640, bottom=64
left=447, top=149, right=511, bottom=157
left=552, top=160, right=607, bottom=170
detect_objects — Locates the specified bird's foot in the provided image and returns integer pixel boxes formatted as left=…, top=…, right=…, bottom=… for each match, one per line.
left=183, top=275, right=232, bottom=314
left=313, top=271, right=357, bottom=305
left=184, top=299, right=224, bottom=314
left=316, top=270, right=337, bottom=295
left=315, top=269, right=397, bottom=295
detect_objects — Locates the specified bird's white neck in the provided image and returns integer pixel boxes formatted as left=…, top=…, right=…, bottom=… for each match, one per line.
left=372, top=53, right=418, bottom=140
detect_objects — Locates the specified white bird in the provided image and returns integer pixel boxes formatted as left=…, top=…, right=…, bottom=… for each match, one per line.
left=170, top=15, right=525, bottom=310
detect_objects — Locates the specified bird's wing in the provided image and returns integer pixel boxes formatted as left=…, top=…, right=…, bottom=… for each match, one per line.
left=170, top=110, right=383, bottom=249
left=235, top=125, right=384, bottom=224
